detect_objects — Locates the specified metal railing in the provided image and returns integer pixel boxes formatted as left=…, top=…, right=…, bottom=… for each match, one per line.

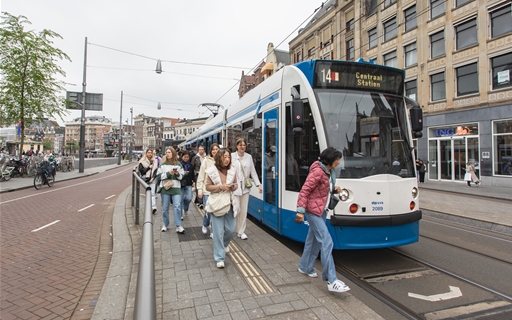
left=131, top=170, right=156, bottom=320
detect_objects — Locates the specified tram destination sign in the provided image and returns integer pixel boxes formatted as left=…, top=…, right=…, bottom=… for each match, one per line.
left=313, top=61, right=404, bottom=96
left=66, top=91, right=104, bottom=111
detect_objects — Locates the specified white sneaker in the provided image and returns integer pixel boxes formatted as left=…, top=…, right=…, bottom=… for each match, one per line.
left=202, top=226, right=208, bottom=234
left=176, top=226, right=185, bottom=233
left=161, top=226, right=167, bottom=232
left=237, top=233, right=241, bottom=238
left=327, top=280, right=350, bottom=293
left=298, top=268, right=318, bottom=278
left=240, top=233, right=248, bottom=240
left=210, top=233, right=213, bottom=239
left=225, top=246, right=230, bottom=253
left=181, top=215, right=184, bottom=220
left=216, top=261, right=225, bottom=268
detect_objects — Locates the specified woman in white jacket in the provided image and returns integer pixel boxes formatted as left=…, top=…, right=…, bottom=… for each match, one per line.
left=231, top=138, right=262, bottom=240
left=196, top=143, right=220, bottom=236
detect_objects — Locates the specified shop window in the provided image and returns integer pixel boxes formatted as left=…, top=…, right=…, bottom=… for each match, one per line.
left=431, top=71, right=446, bottom=101
left=405, top=42, right=417, bottom=67
left=404, top=5, right=417, bottom=32
left=431, top=0, right=445, bottom=19
left=456, top=18, right=477, bottom=50
left=492, top=52, right=512, bottom=90
left=384, top=17, right=397, bottom=42
left=493, top=119, right=512, bottom=175
left=456, top=62, right=478, bottom=96
left=384, top=50, right=397, bottom=67
left=491, top=4, right=512, bottom=39
left=368, top=27, right=378, bottom=49
left=405, top=79, right=417, bottom=101
left=430, top=30, right=445, bottom=59
left=346, top=39, right=355, bottom=60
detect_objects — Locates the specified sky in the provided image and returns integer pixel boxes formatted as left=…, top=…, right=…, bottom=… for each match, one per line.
left=2, top=0, right=320, bottom=126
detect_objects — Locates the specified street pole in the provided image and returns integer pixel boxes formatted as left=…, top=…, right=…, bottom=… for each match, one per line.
left=78, top=37, right=88, bottom=173
left=118, top=91, right=123, bottom=165
left=129, top=107, right=133, bottom=161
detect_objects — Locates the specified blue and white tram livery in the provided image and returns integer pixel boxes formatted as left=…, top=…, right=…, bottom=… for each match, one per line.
left=183, top=59, right=424, bottom=249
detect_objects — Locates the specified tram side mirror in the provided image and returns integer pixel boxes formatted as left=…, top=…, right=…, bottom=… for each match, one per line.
left=291, top=99, right=304, bottom=132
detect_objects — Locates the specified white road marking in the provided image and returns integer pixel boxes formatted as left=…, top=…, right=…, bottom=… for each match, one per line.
left=78, top=204, right=95, bottom=212
left=105, top=195, right=116, bottom=200
left=0, top=167, right=132, bottom=206
left=32, top=220, right=60, bottom=232
left=408, top=286, right=462, bottom=301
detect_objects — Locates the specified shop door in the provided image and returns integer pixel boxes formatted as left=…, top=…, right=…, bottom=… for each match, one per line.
left=439, top=139, right=467, bottom=181
left=263, top=109, right=279, bottom=232
left=453, top=139, right=466, bottom=181
left=440, top=140, right=452, bottom=180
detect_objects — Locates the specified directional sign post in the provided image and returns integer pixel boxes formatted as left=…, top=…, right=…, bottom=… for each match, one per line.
left=66, top=91, right=103, bottom=111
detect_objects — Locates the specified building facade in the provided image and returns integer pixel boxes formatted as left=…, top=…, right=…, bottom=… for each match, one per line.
left=64, top=116, right=113, bottom=153
left=288, top=0, right=512, bottom=186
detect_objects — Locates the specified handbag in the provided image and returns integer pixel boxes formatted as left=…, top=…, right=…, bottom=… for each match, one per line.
left=239, top=159, right=253, bottom=188
left=464, top=172, right=472, bottom=181
left=328, top=193, right=340, bottom=210
left=206, top=191, right=231, bottom=216
left=163, top=179, right=174, bottom=190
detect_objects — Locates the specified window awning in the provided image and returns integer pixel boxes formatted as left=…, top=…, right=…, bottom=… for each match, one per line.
left=261, top=62, right=274, bottom=74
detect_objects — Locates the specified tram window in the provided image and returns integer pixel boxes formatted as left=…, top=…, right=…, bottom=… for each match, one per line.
left=286, top=102, right=318, bottom=191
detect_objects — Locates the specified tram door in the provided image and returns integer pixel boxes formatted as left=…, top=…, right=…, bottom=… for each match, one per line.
left=263, top=109, right=279, bottom=232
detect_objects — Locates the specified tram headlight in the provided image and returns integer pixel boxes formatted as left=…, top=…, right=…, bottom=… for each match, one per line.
left=339, top=188, right=349, bottom=201
left=412, top=187, right=418, bottom=199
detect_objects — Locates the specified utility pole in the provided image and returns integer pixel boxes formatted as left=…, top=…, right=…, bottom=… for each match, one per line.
left=78, top=37, right=88, bottom=173
left=118, top=91, right=123, bottom=165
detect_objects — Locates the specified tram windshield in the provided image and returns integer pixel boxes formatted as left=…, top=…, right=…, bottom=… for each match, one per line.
left=316, top=89, right=415, bottom=178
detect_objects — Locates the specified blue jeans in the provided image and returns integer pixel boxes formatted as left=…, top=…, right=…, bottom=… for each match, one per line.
left=202, top=195, right=210, bottom=227
left=161, top=193, right=182, bottom=228
left=181, top=186, right=192, bottom=212
left=210, top=205, right=236, bottom=263
left=298, top=210, right=337, bottom=283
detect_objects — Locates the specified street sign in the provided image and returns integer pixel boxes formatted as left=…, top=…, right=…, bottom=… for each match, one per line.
left=66, top=91, right=104, bottom=111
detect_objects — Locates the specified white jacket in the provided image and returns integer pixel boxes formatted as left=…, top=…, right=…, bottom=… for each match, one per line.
left=231, top=152, right=261, bottom=196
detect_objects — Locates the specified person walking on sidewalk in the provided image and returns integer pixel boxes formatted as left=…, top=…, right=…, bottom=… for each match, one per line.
left=180, top=151, right=195, bottom=218
left=205, top=148, right=239, bottom=269
left=196, top=143, right=220, bottom=237
left=464, top=162, right=481, bottom=187
left=157, top=147, right=185, bottom=233
left=418, top=160, right=426, bottom=183
left=232, top=138, right=262, bottom=240
left=295, top=147, right=351, bottom=293
left=137, top=149, right=158, bottom=213
left=191, top=145, right=206, bottom=207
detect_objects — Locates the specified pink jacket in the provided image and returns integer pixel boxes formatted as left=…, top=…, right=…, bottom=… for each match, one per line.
left=296, top=161, right=335, bottom=216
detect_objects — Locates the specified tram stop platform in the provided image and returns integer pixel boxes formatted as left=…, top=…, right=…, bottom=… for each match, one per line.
left=92, top=186, right=384, bottom=320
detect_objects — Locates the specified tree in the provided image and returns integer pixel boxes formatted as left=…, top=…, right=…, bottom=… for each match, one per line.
left=43, top=137, right=53, bottom=151
left=0, top=12, right=70, bottom=158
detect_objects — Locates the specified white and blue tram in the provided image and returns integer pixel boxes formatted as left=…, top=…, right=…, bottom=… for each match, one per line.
left=183, top=59, right=424, bottom=249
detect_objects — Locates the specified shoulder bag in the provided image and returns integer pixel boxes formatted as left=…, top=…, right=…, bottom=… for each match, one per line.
left=239, top=159, right=253, bottom=188
left=206, top=191, right=231, bottom=216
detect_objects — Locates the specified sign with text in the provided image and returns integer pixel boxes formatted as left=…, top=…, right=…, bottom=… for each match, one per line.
left=66, top=91, right=104, bottom=111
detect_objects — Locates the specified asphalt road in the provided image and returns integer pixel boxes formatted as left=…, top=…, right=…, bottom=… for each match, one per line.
left=0, top=166, right=132, bottom=320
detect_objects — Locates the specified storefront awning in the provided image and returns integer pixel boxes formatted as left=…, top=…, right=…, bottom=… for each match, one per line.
left=261, top=62, right=274, bottom=74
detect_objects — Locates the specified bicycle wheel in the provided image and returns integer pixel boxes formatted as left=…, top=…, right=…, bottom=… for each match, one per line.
left=61, top=163, right=68, bottom=172
left=34, top=174, right=43, bottom=190
left=28, top=167, right=37, bottom=177
left=3, top=172, right=11, bottom=181
left=47, top=173, right=54, bottom=187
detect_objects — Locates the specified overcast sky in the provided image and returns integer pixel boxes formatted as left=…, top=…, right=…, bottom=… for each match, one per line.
left=2, top=0, right=320, bottom=126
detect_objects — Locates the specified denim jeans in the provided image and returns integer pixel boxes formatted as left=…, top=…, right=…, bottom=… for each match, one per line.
left=149, top=183, right=157, bottom=210
left=161, top=193, right=182, bottom=228
left=211, top=205, right=236, bottom=263
left=202, top=195, right=210, bottom=227
left=181, top=186, right=192, bottom=212
left=298, top=210, right=337, bottom=283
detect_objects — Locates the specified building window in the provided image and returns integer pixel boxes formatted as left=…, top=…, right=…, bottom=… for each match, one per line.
left=493, top=119, right=512, bottom=175
left=404, top=42, right=417, bottom=67
left=431, top=0, right=445, bottom=19
left=368, top=27, right=378, bottom=49
left=456, top=0, right=471, bottom=7
left=430, top=30, right=445, bottom=59
left=431, top=72, right=446, bottom=101
left=491, top=5, right=512, bottom=38
left=456, top=18, right=477, bottom=50
left=297, top=51, right=302, bottom=62
left=384, top=50, right=397, bottom=67
left=492, top=52, right=512, bottom=90
left=404, top=5, right=417, bottom=32
left=366, top=0, right=378, bottom=16
left=405, top=80, right=417, bottom=101
left=346, top=18, right=354, bottom=31
left=346, top=39, right=355, bottom=60
left=384, top=0, right=397, bottom=7
left=308, top=37, right=316, bottom=56
left=384, top=17, right=397, bottom=42
left=456, top=63, right=478, bottom=96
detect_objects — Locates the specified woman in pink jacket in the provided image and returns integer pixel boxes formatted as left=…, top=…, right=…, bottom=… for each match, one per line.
left=295, top=147, right=350, bottom=293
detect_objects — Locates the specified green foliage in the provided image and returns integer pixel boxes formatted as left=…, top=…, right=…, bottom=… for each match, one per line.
left=0, top=12, right=71, bottom=158
left=43, top=137, right=53, bottom=151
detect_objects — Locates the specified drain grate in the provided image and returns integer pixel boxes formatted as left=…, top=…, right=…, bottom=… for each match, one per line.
left=178, top=226, right=211, bottom=242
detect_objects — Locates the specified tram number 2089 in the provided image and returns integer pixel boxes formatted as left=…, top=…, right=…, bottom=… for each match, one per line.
left=372, top=206, right=384, bottom=211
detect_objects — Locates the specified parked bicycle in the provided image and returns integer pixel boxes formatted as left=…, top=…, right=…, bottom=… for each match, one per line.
left=34, top=161, right=55, bottom=190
